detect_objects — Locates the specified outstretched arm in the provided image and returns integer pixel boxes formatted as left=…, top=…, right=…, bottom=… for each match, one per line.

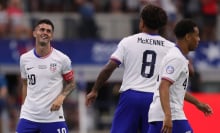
left=86, top=60, right=118, bottom=106
left=184, top=92, right=213, bottom=116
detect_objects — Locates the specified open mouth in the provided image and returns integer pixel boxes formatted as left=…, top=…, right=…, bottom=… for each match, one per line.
left=41, top=35, right=48, bottom=40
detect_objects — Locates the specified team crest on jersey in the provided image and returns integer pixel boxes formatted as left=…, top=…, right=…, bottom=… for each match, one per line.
left=50, top=63, right=57, bottom=72
left=166, top=66, right=174, bottom=74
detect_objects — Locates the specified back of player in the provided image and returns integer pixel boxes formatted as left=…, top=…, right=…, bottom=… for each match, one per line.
left=112, top=33, right=175, bottom=93
left=110, top=31, right=175, bottom=133
left=109, top=4, right=176, bottom=133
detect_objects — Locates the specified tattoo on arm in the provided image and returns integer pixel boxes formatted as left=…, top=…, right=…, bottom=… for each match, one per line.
left=61, top=80, right=75, bottom=97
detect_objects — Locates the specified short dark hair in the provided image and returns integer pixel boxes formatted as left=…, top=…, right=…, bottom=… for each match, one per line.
left=174, top=19, right=197, bottom=39
left=34, top=19, right=54, bottom=31
left=140, top=4, right=167, bottom=30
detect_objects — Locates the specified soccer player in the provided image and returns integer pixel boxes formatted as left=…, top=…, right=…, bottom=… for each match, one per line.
left=86, top=4, right=175, bottom=133
left=16, top=19, right=75, bottom=133
left=148, top=19, right=213, bottom=133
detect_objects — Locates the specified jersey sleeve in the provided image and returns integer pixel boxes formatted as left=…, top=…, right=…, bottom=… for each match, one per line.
left=110, top=38, right=126, bottom=65
left=20, top=55, right=27, bottom=79
left=161, top=58, right=185, bottom=83
left=62, top=55, right=74, bottom=81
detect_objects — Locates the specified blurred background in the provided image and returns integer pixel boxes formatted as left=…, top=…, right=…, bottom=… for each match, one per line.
left=0, top=0, right=219, bottom=133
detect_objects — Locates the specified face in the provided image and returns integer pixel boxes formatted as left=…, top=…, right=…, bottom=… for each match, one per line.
left=33, top=23, right=53, bottom=46
left=188, top=27, right=200, bottom=51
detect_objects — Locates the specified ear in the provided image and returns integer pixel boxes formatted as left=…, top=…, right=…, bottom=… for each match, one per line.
left=139, top=19, right=144, bottom=32
left=185, top=33, right=192, bottom=41
left=33, top=30, right=36, bottom=38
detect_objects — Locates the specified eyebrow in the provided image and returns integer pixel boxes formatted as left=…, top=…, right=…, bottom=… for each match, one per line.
left=39, top=28, right=52, bottom=32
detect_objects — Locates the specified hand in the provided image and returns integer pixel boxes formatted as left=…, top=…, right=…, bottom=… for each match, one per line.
left=85, top=90, right=98, bottom=106
left=197, top=102, right=213, bottom=116
left=162, top=116, right=172, bottom=133
left=50, top=95, right=65, bottom=111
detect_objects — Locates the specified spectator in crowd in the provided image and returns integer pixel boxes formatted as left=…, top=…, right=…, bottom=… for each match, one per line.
left=160, top=0, right=182, bottom=41
left=109, top=0, right=123, bottom=13
left=181, top=0, right=201, bottom=19
left=200, top=0, right=218, bottom=41
left=41, top=0, right=63, bottom=12
left=0, top=2, right=9, bottom=38
left=180, top=0, right=203, bottom=38
left=6, top=0, right=31, bottom=39
left=76, top=0, right=99, bottom=39
left=22, top=0, right=40, bottom=12
left=125, top=0, right=139, bottom=12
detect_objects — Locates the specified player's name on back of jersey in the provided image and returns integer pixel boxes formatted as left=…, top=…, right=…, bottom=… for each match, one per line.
left=137, top=37, right=164, bottom=46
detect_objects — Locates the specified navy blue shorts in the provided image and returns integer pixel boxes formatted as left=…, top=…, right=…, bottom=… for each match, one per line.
left=16, top=118, right=68, bottom=133
left=148, top=120, right=193, bottom=133
left=110, top=89, right=153, bottom=133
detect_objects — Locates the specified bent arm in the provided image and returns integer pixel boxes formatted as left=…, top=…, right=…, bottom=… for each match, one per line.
left=184, top=92, right=200, bottom=106
left=85, top=60, right=118, bottom=106
left=92, top=60, right=118, bottom=92
left=184, top=92, right=213, bottom=116
left=50, top=71, right=75, bottom=111
left=60, top=78, right=75, bottom=100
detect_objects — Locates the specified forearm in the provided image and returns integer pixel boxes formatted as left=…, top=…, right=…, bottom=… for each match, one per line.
left=185, top=92, right=213, bottom=116
left=92, top=61, right=117, bottom=92
left=60, top=80, right=75, bottom=99
left=93, top=69, right=113, bottom=92
left=184, top=92, right=200, bottom=107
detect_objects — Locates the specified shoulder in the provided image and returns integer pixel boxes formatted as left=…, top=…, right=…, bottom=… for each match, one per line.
left=52, top=48, right=71, bottom=64
left=52, top=48, right=70, bottom=59
left=20, top=49, right=34, bottom=60
left=120, top=33, right=141, bottom=43
left=166, top=47, right=187, bottom=62
left=159, top=37, right=176, bottom=47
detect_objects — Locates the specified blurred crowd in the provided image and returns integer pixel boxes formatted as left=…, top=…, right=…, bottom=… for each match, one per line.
left=0, top=0, right=219, bottom=41
left=0, top=0, right=219, bottom=132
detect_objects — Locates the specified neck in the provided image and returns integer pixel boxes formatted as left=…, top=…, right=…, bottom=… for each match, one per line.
left=142, top=28, right=158, bottom=35
left=35, top=44, right=51, bottom=57
left=176, top=40, right=189, bottom=55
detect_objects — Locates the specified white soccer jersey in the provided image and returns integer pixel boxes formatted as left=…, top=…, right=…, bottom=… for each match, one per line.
left=20, top=47, right=73, bottom=122
left=148, top=46, right=189, bottom=122
left=111, top=33, right=175, bottom=92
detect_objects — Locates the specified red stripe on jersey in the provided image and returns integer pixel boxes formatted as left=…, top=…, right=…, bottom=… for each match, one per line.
left=162, top=77, right=174, bottom=84
left=63, top=70, right=74, bottom=81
